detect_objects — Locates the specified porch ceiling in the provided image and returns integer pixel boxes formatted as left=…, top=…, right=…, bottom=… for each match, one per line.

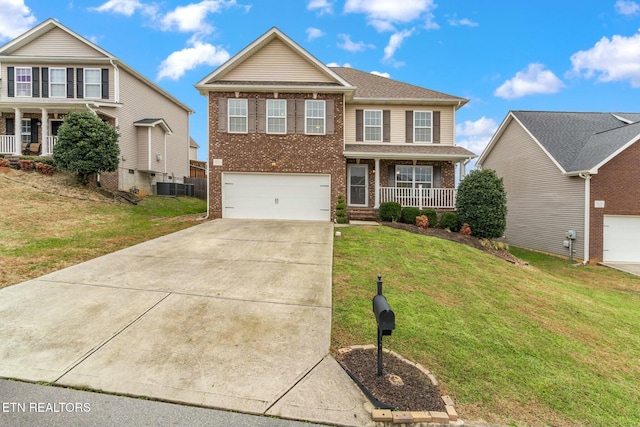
left=343, top=143, right=477, bottom=161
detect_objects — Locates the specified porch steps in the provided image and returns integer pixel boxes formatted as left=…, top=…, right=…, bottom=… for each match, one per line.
left=348, top=208, right=379, bottom=222
left=4, top=156, right=21, bottom=169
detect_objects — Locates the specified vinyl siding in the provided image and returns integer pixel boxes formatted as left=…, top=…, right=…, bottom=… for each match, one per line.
left=344, top=104, right=455, bottom=145
left=482, top=119, right=585, bottom=259
left=219, top=38, right=334, bottom=83
left=11, top=27, right=105, bottom=58
left=136, top=127, right=150, bottom=171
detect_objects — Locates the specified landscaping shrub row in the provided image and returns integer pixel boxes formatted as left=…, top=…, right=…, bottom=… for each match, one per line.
left=378, top=202, right=461, bottom=231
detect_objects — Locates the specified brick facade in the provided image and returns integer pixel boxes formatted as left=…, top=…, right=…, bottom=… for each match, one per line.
left=589, top=140, right=640, bottom=263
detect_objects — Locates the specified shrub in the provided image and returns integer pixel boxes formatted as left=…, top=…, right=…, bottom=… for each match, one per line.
left=379, top=202, right=402, bottom=222
left=456, top=169, right=507, bottom=239
left=35, top=162, right=54, bottom=175
left=335, top=194, right=348, bottom=224
left=0, top=158, right=9, bottom=168
left=401, top=207, right=421, bottom=224
left=460, top=223, right=472, bottom=236
left=420, top=209, right=438, bottom=228
left=440, top=212, right=460, bottom=232
left=415, top=215, right=429, bottom=229
left=19, top=159, right=34, bottom=171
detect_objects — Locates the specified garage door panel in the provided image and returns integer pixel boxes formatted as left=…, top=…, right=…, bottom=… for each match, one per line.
left=603, top=215, right=640, bottom=263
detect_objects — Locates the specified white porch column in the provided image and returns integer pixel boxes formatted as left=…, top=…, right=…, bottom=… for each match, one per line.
left=13, top=108, right=22, bottom=155
left=40, top=108, right=49, bottom=155
left=374, top=158, right=381, bottom=208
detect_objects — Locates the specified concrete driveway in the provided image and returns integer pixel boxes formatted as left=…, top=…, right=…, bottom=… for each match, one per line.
left=0, top=220, right=372, bottom=426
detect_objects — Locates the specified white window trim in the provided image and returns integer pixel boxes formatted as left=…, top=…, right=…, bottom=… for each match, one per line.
left=15, top=67, right=32, bottom=98
left=305, top=99, right=325, bottom=135
left=364, top=109, right=383, bottom=142
left=49, top=67, right=66, bottom=99
left=266, top=99, right=286, bottom=134
left=228, top=98, right=248, bottom=134
left=84, top=68, right=102, bottom=99
left=395, top=165, right=433, bottom=188
left=414, top=110, right=433, bottom=144
left=348, top=164, right=368, bottom=206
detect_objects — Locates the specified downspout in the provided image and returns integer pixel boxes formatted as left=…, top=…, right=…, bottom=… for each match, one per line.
left=579, top=172, right=591, bottom=264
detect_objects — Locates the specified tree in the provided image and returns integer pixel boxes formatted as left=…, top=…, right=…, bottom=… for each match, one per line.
left=52, top=110, right=120, bottom=185
left=455, top=169, right=507, bottom=239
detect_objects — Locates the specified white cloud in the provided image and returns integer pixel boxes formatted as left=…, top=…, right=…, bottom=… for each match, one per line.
left=338, top=33, right=375, bottom=52
left=344, top=0, right=435, bottom=32
left=0, top=0, right=37, bottom=41
left=383, top=28, right=415, bottom=62
left=306, top=27, right=325, bottom=41
left=307, top=0, right=333, bottom=15
left=90, top=0, right=156, bottom=17
left=370, top=70, right=390, bottom=78
left=158, top=41, right=229, bottom=80
left=449, top=17, right=479, bottom=27
left=615, top=0, right=640, bottom=15
left=494, top=63, right=565, bottom=99
left=570, top=31, right=640, bottom=87
left=425, top=12, right=440, bottom=30
left=326, top=62, right=352, bottom=67
left=456, top=116, right=498, bottom=155
left=160, top=1, right=234, bottom=34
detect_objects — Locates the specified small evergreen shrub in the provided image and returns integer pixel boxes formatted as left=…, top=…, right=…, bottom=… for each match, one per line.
left=335, top=194, right=348, bottom=224
left=456, top=169, right=507, bottom=239
left=401, top=207, right=421, bottom=224
left=35, top=162, right=54, bottom=175
left=415, top=215, right=429, bottom=229
left=440, top=212, right=460, bottom=231
left=420, top=209, right=438, bottom=228
left=379, top=202, right=402, bottom=222
left=19, top=159, right=34, bottom=171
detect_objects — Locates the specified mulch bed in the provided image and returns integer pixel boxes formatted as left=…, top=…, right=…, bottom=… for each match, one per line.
left=337, top=348, right=446, bottom=412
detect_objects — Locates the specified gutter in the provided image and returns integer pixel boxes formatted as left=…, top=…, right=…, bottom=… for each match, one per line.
left=578, top=172, right=591, bottom=264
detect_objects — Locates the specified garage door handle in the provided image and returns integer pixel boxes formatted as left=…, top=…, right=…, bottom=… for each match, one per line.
left=275, top=198, right=279, bottom=205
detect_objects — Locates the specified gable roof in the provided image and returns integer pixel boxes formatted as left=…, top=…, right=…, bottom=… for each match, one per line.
left=479, top=111, right=640, bottom=175
left=330, top=67, right=468, bottom=108
left=134, top=118, right=173, bottom=134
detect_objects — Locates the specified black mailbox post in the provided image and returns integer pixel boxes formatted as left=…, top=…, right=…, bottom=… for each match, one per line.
left=372, top=275, right=395, bottom=376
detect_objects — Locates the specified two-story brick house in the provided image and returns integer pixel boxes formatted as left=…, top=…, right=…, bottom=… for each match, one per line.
left=196, top=27, right=476, bottom=221
left=0, top=18, right=192, bottom=194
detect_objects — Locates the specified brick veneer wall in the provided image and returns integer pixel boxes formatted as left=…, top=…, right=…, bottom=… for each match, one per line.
left=589, top=140, right=640, bottom=263
left=208, top=91, right=346, bottom=219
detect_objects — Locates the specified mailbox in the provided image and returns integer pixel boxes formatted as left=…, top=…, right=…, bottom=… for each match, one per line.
left=373, top=294, right=395, bottom=335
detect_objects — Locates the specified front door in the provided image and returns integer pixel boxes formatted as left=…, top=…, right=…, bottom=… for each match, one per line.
left=50, top=120, right=63, bottom=136
left=348, top=164, right=368, bottom=206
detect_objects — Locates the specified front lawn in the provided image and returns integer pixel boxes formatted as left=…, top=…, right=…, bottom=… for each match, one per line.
left=332, top=225, right=640, bottom=426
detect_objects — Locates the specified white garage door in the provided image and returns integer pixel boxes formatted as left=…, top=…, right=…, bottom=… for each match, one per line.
left=222, top=173, right=331, bottom=221
left=603, top=215, right=640, bottom=262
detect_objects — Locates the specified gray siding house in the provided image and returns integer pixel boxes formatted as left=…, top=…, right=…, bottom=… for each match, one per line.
left=478, top=111, right=640, bottom=264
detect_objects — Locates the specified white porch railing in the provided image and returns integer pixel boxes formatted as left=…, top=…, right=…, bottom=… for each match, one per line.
left=380, top=186, right=457, bottom=209
left=44, top=136, right=58, bottom=156
left=0, top=135, right=16, bottom=155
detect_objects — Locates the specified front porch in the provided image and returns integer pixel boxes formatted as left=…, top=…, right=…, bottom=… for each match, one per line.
left=348, top=187, right=457, bottom=221
left=0, top=135, right=57, bottom=156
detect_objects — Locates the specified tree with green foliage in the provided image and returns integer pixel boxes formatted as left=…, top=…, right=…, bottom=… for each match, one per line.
left=455, top=169, right=507, bottom=239
left=335, top=194, right=348, bottom=224
left=52, top=110, right=120, bottom=185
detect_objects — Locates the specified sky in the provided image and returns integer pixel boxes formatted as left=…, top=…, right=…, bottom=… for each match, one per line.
left=1, top=0, right=640, bottom=166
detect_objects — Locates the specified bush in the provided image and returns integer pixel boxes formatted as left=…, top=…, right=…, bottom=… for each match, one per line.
left=379, top=202, right=402, bottom=222
left=335, top=194, right=348, bottom=224
left=440, top=212, right=460, bottom=232
left=456, top=169, right=507, bottom=239
left=420, top=209, right=438, bottom=228
left=35, top=162, right=54, bottom=175
left=401, top=207, right=421, bottom=224
left=0, top=158, right=9, bottom=168
left=415, top=215, right=429, bottom=229
left=460, top=223, right=472, bottom=236
left=18, top=159, right=34, bottom=171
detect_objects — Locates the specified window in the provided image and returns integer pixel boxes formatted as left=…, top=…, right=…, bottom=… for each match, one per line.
left=364, top=110, right=382, bottom=142
left=84, top=68, right=101, bottom=98
left=395, top=165, right=433, bottom=188
left=305, top=100, right=325, bottom=134
left=414, top=111, right=432, bottom=143
left=228, top=99, right=248, bottom=133
left=50, top=68, right=66, bottom=98
left=21, top=119, right=31, bottom=144
left=267, top=99, right=286, bottom=134
left=15, top=67, right=32, bottom=97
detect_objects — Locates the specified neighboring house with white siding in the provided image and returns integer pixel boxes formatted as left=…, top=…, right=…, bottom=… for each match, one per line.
left=478, top=111, right=640, bottom=264
left=0, top=18, right=192, bottom=195
left=196, top=27, right=476, bottom=221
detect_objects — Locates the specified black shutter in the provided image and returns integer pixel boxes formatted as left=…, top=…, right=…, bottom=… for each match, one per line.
left=66, top=68, right=74, bottom=98
left=434, top=166, right=442, bottom=188
left=30, top=118, right=38, bottom=143
left=433, top=111, right=441, bottom=144
left=6, top=118, right=14, bottom=135
left=42, top=67, right=49, bottom=98
left=383, top=110, right=390, bottom=142
left=101, top=68, right=109, bottom=99
left=32, top=67, right=40, bottom=97
left=406, top=111, right=413, bottom=143
left=76, top=68, right=83, bottom=99
left=355, top=109, right=363, bottom=141
left=8, top=67, right=14, bottom=97
left=218, top=98, right=227, bottom=132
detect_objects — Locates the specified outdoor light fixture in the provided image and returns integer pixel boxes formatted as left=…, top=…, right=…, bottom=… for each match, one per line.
left=271, top=159, right=277, bottom=167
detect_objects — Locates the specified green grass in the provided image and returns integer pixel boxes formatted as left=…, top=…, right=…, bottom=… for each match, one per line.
left=332, top=226, right=640, bottom=427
